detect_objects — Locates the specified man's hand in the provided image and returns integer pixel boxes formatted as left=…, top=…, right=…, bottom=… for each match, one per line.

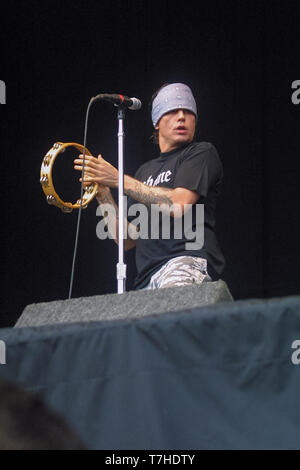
left=74, top=154, right=119, bottom=189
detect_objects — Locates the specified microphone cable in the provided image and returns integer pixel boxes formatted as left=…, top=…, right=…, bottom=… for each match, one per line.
left=68, top=97, right=95, bottom=299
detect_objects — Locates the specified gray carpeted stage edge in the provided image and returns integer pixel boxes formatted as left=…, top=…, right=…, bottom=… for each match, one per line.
left=16, top=280, right=233, bottom=327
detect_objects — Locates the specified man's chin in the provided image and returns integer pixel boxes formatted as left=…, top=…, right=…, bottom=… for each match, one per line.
left=174, top=136, right=193, bottom=146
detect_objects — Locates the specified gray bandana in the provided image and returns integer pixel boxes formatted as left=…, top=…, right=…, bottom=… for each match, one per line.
left=151, top=83, right=197, bottom=127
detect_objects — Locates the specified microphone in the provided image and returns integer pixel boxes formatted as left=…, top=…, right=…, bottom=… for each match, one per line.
left=93, top=93, right=142, bottom=110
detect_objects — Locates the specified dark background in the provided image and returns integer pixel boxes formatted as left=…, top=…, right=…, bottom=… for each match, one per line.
left=1, top=0, right=300, bottom=327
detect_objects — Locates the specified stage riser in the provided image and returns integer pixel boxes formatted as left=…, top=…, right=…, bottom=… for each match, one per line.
left=16, top=281, right=233, bottom=327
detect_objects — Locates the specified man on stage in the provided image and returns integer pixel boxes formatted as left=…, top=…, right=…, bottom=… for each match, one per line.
left=74, top=83, right=225, bottom=290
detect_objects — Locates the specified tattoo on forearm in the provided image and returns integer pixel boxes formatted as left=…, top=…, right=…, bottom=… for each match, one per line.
left=97, top=192, right=114, bottom=205
left=127, top=181, right=173, bottom=208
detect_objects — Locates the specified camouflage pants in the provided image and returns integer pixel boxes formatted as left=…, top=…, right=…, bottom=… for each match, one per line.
left=141, top=256, right=212, bottom=290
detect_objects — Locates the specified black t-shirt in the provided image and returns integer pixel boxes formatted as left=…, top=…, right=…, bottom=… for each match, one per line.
left=126, top=141, right=225, bottom=289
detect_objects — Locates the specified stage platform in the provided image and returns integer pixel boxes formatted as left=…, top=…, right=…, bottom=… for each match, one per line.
left=0, top=285, right=299, bottom=449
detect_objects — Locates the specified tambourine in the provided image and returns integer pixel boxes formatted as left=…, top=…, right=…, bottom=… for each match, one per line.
left=40, top=142, right=98, bottom=213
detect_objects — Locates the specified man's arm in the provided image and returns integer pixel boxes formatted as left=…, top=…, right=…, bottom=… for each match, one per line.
left=74, top=154, right=199, bottom=219
left=96, top=186, right=138, bottom=251
left=124, top=175, right=199, bottom=217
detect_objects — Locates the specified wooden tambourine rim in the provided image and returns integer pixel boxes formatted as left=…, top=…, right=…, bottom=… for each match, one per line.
left=40, top=142, right=98, bottom=213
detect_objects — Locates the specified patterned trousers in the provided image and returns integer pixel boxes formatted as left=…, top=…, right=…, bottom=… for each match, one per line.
left=141, top=256, right=212, bottom=290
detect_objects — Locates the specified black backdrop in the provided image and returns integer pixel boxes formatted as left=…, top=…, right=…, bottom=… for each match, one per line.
left=1, top=0, right=300, bottom=327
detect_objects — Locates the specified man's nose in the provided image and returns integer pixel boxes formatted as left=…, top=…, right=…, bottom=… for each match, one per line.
left=177, top=109, right=186, bottom=120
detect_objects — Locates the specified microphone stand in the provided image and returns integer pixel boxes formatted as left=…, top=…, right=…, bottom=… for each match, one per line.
left=116, top=106, right=127, bottom=293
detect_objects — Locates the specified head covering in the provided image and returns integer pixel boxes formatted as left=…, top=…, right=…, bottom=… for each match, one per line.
left=151, top=83, right=197, bottom=127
